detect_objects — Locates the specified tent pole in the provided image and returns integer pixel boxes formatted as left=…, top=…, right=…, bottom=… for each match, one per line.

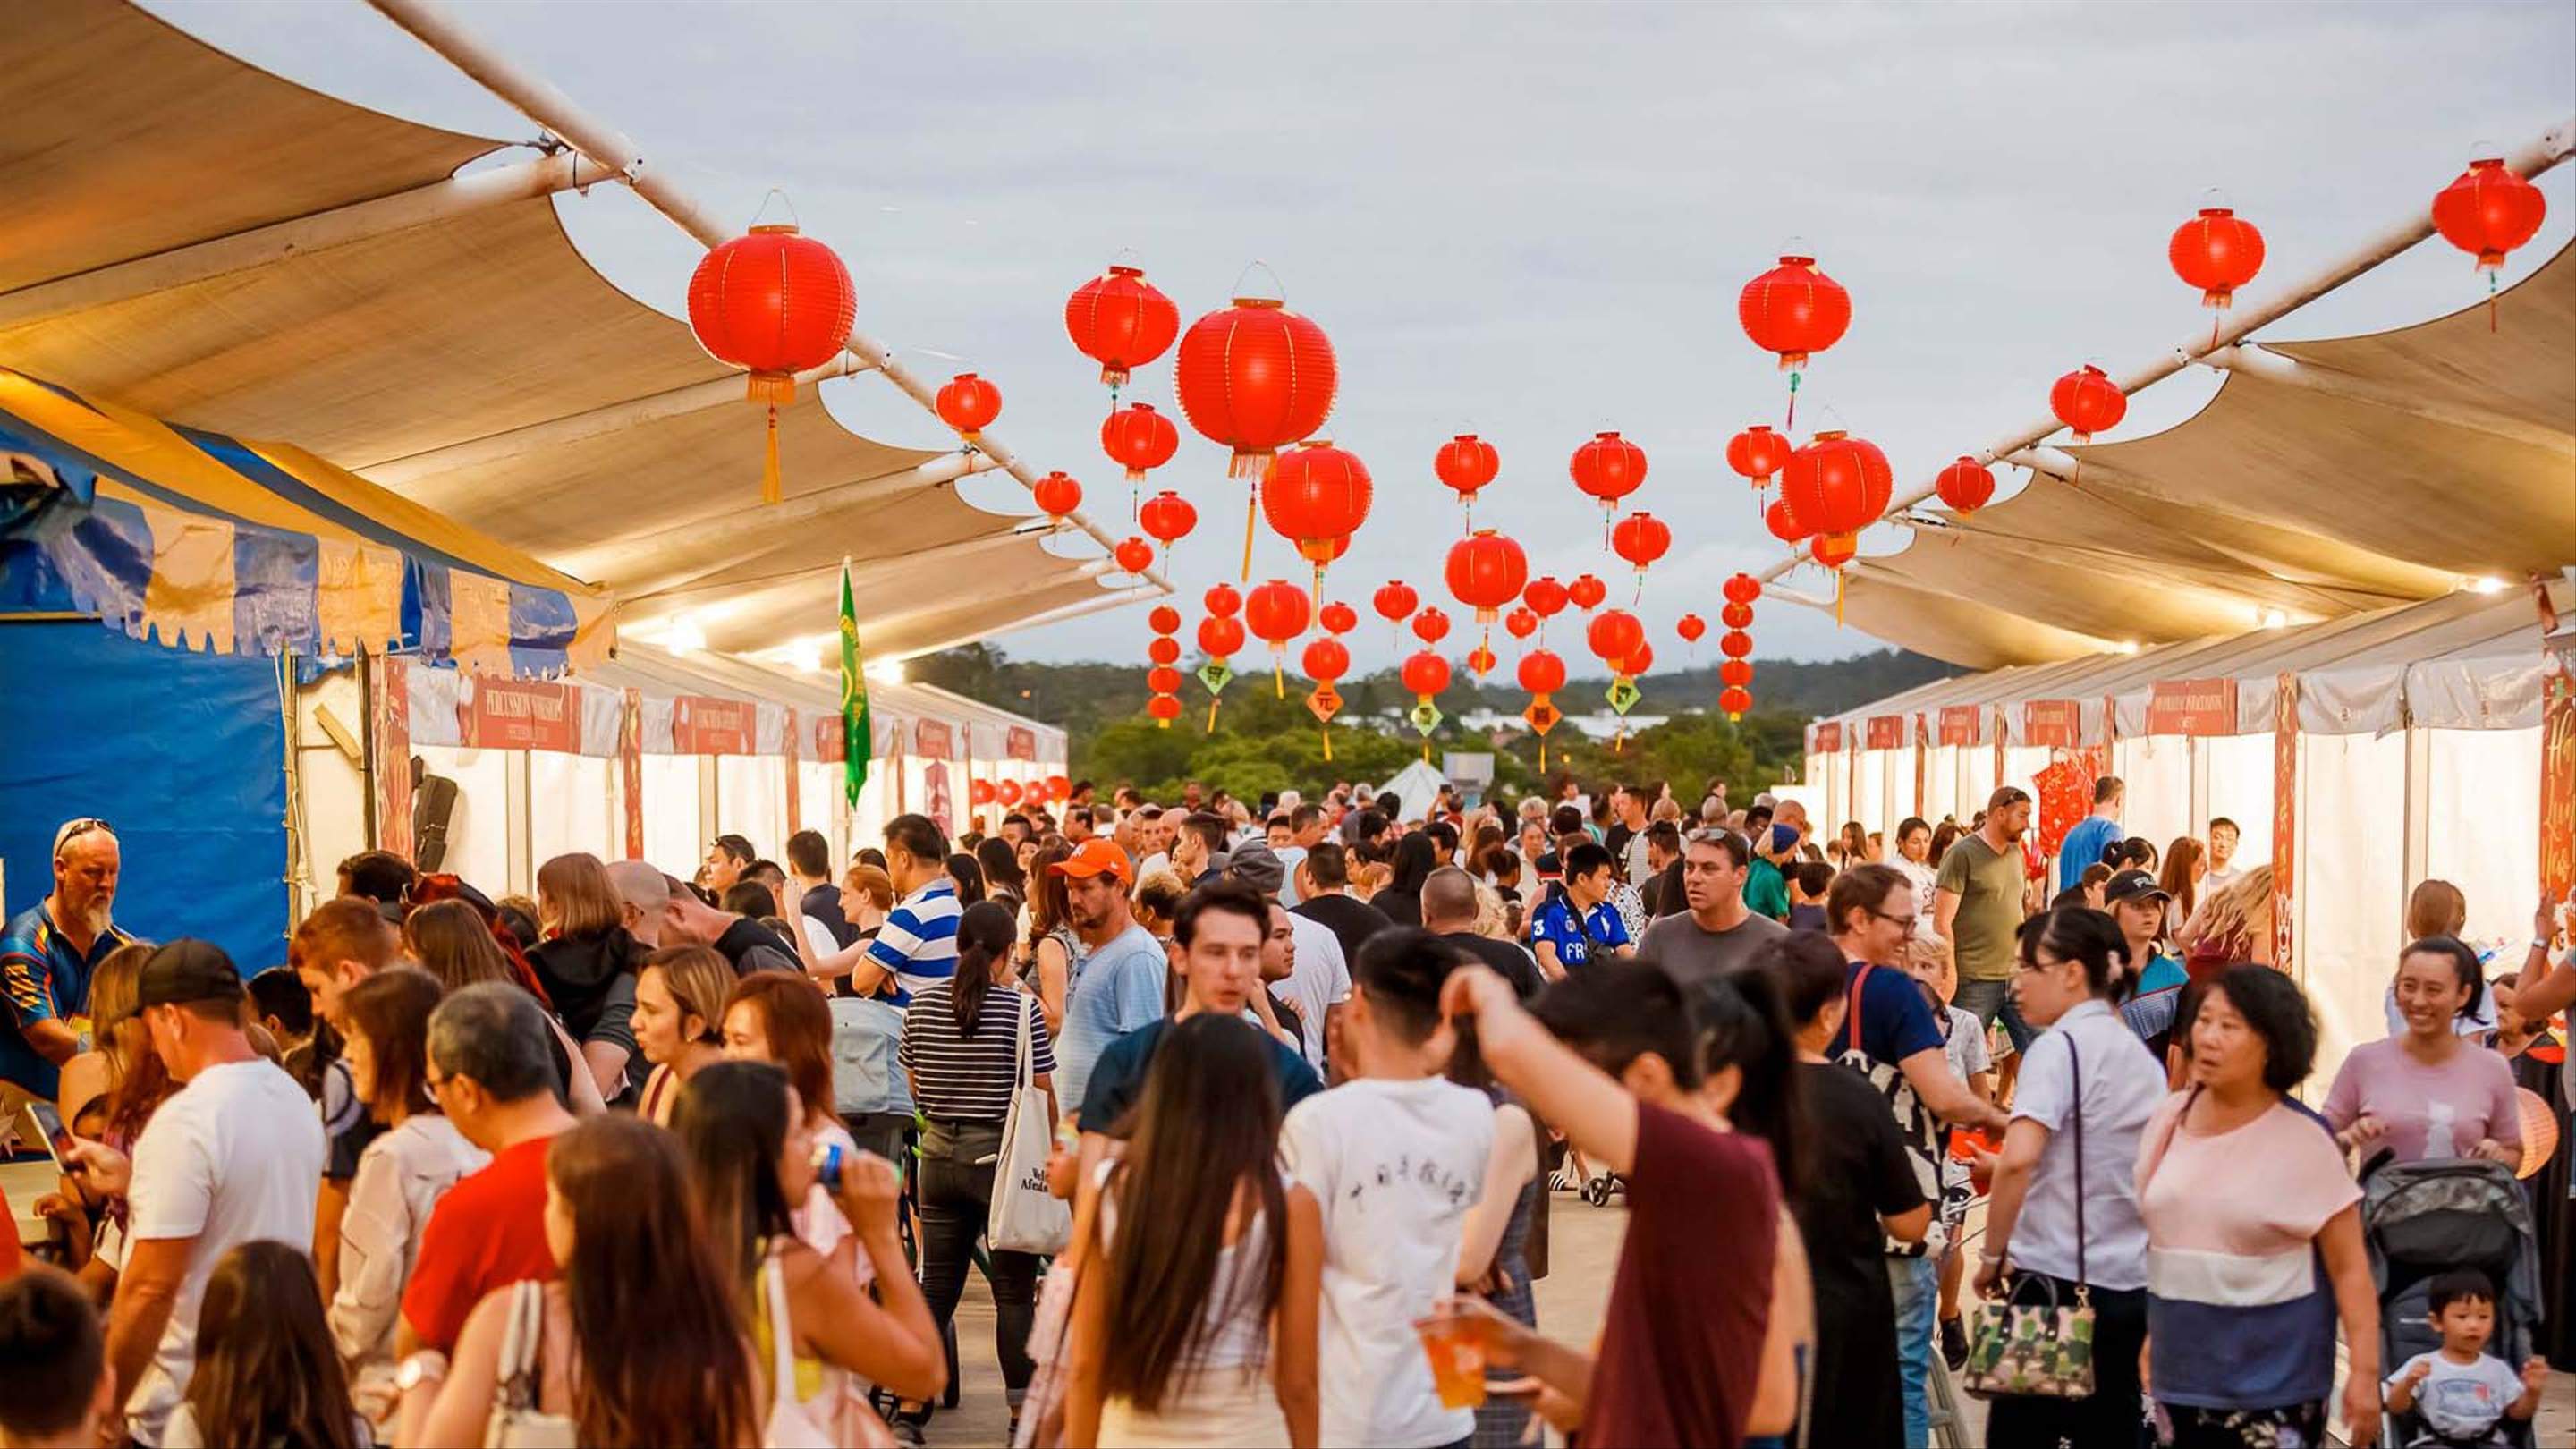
left=556, top=453, right=1004, bottom=589
left=361, top=0, right=1173, bottom=597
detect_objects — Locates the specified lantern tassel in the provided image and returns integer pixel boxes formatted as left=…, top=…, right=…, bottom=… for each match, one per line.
left=1274, top=657, right=1285, bottom=699
left=1835, top=569, right=1845, bottom=626
left=1320, top=723, right=1332, bottom=762
left=1784, top=369, right=1801, bottom=432
left=1207, top=697, right=1221, bottom=733
left=762, top=404, right=782, bottom=505
left=2489, top=270, right=2500, bottom=334
left=1241, top=482, right=1258, bottom=582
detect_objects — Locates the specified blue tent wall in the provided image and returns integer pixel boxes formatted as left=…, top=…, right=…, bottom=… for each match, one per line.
left=0, top=619, right=287, bottom=973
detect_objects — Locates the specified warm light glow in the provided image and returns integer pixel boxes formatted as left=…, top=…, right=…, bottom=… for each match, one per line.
left=2257, top=607, right=2287, bottom=630
left=668, top=616, right=708, bottom=656
left=790, top=637, right=824, bottom=673
left=866, top=658, right=906, bottom=686
left=2469, top=575, right=2506, bottom=595
left=2115, top=640, right=2141, bottom=655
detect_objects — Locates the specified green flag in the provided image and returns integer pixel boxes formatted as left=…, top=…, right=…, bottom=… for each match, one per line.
left=839, top=560, right=871, bottom=807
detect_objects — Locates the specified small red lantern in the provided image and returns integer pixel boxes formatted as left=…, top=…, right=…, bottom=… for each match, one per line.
left=1518, top=647, right=1569, bottom=767
left=1174, top=292, right=1338, bottom=479
left=1609, top=512, right=1672, bottom=576
left=1147, top=665, right=1184, bottom=695
left=1204, top=582, right=1242, bottom=618
left=1435, top=434, right=1501, bottom=517
left=1147, top=636, right=1181, bottom=665
left=1504, top=607, right=1538, bottom=641
left=1102, top=403, right=1181, bottom=485
left=1466, top=643, right=1498, bottom=678
left=1412, top=606, right=1453, bottom=646
left=1048, top=775, right=1072, bottom=801
left=1401, top=649, right=1452, bottom=699
left=970, top=778, right=998, bottom=806
left=1444, top=530, right=1529, bottom=638
left=1719, top=629, right=1754, bottom=659
left=1263, top=440, right=1373, bottom=593
left=1723, top=572, right=1762, bottom=606
left=2168, top=207, right=2266, bottom=311
left=1623, top=640, right=1654, bottom=676
left=1139, top=490, right=1198, bottom=564
left=1373, top=580, right=1419, bottom=627
left=1587, top=608, right=1645, bottom=668
left=2435, top=157, right=2549, bottom=328
left=1569, top=431, right=1648, bottom=528
left=1720, top=658, right=1754, bottom=688
left=685, top=221, right=859, bottom=504
left=1780, top=429, right=1894, bottom=538
left=1301, top=636, right=1349, bottom=682
left=1523, top=576, right=1569, bottom=620
left=2050, top=365, right=2126, bottom=444
left=1568, top=573, right=1607, bottom=612
left=1810, top=532, right=1859, bottom=569
left=1726, top=425, right=1792, bottom=487
left=1720, top=601, right=1754, bottom=631
left=1148, top=693, right=1182, bottom=724
left=935, top=372, right=1002, bottom=442
left=1766, top=495, right=1810, bottom=546
left=1738, top=254, right=1852, bottom=370
left=1676, top=613, right=1707, bottom=644
left=1032, top=470, right=1083, bottom=521
left=1245, top=579, right=1313, bottom=696
left=1318, top=600, right=1358, bottom=635
left=1198, top=614, right=1246, bottom=657
left=1719, top=684, right=1753, bottom=719
left=1065, top=264, right=1180, bottom=388
left=1147, top=604, right=1182, bottom=635
left=1936, top=455, right=1996, bottom=513
left=1113, top=536, right=1154, bottom=575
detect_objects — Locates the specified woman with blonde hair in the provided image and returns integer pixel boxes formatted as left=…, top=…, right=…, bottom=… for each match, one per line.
left=632, top=944, right=736, bottom=1126
left=55, top=938, right=152, bottom=1129
left=2176, top=861, right=2275, bottom=984
left=40, top=939, right=162, bottom=1295
left=404, top=899, right=606, bottom=1114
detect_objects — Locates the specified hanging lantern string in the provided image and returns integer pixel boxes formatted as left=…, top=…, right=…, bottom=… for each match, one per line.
left=749, top=187, right=801, bottom=229
left=1784, top=369, right=1801, bottom=432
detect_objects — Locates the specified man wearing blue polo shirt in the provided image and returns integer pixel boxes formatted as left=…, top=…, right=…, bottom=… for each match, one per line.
left=3, top=818, right=132, bottom=1106
left=1528, top=842, right=1630, bottom=980
left=2056, top=775, right=2123, bottom=899
left=854, top=814, right=959, bottom=1005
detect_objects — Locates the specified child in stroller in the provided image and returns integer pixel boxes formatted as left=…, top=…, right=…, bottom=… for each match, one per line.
left=2383, top=1269, right=2547, bottom=1446
left=2363, top=1157, right=2547, bottom=1447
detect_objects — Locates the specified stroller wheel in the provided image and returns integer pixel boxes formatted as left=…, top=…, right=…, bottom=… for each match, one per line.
left=1582, top=1177, right=1608, bottom=1207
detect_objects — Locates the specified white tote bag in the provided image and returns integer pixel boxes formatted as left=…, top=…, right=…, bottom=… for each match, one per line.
left=987, top=990, right=1072, bottom=1255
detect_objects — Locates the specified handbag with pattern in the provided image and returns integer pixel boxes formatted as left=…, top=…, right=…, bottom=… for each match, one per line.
left=1962, top=1033, right=2097, bottom=1400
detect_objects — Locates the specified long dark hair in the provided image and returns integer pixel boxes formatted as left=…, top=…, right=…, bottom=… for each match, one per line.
left=977, top=837, right=1027, bottom=902
left=1028, top=840, right=1073, bottom=943
left=673, top=1060, right=800, bottom=1279
left=1097, top=1015, right=1288, bottom=1410
left=1690, top=970, right=1807, bottom=1196
left=951, top=900, right=1019, bottom=1038
left=548, top=1114, right=760, bottom=1449
left=946, top=852, right=987, bottom=905
left=1387, top=831, right=1437, bottom=895
left=182, top=1241, right=360, bottom=1449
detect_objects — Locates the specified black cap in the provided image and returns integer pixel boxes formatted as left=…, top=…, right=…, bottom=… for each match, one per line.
left=2101, top=869, right=2171, bottom=907
left=137, top=939, right=245, bottom=1009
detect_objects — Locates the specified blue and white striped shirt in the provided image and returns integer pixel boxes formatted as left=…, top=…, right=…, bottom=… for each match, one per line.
left=867, top=881, right=961, bottom=1004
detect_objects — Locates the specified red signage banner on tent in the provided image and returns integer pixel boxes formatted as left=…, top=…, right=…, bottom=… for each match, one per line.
left=1866, top=716, right=1905, bottom=750
left=810, top=712, right=846, bottom=765
left=1811, top=721, right=1843, bottom=754
left=2272, top=671, right=2298, bottom=970
left=2147, top=677, right=2239, bottom=737
left=2023, top=699, right=2083, bottom=748
left=461, top=677, right=579, bottom=753
left=1992, top=706, right=2007, bottom=793
left=1007, top=725, right=1038, bottom=761
left=912, top=719, right=955, bottom=760
left=371, top=656, right=413, bottom=860
left=673, top=695, right=756, bottom=756
left=1937, top=706, right=1982, bottom=747
left=2539, top=635, right=2575, bottom=911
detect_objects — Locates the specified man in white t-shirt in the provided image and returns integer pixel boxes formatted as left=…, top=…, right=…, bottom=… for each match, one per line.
left=1282, top=928, right=1493, bottom=1448
left=2202, top=816, right=2243, bottom=888
left=70, top=941, right=326, bottom=1446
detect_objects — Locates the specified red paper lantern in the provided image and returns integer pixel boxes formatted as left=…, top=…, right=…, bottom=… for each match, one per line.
left=1373, top=580, right=1419, bottom=624
left=1738, top=254, right=1852, bottom=370
left=1400, top=649, right=1452, bottom=699
left=1435, top=434, right=1501, bottom=512
left=970, top=778, right=998, bottom=806
left=1263, top=441, right=1373, bottom=588
left=1174, top=293, right=1338, bottom=478
left=1523, top=576, right=1568, bottom=620
left=1676, top=614, right=1707, bottom=643
left=1719, top=657, right=1754, bottom=688
left=1318, top=600, right=1358, bottom=635
left=1780, top=429, right=1894, bottom=538
left=1719, top=629, right=1754, bottom=659
left=1147, top=604, right=1181, bottom=635
left=1723, top=572, right=1763, bottom=606
left=1301, top=637, right=1349, bottom=682
left=685, top=222, right=859, bottom=504
left=1444, top=530, right=1529, bottom=624
left=1102, top=404, right=1181, bottom=484
left=2435, top=157, right=2549, bottom=271
left=1204, top=582, right=1241, bottom=618
left=1719, top=685, right=1753, bottom=718
left=1113, top=537, right=1154, bottom=575
left=1466, top=644, right=1498, bottom=678
left=1810, top=531, right=1859, bottom=569
left=1147, top=665, right=1184, bottom=695
left=1568, top=573, right=1607, bottom=612
left=1147, top=693, right=1182, bottom=723
left=1720, top=602, right=1754, bottom=631
left=1623, top=640, right=1654, bottom=676
left=935, top=372, right=1002, bottom=442
left=1198, top=614, right=1245, bottom=657
left=1032, top=470, right=1083, bottom=521
left=1765, top=496, right=1810, bottom=545
left=1504, top=607, right=1538, bottom=640
left=1244, top=579, right=1312, bottom=648
left=1518, top=648, right=1566, bottom=696
left=1048, top=775, right=1071, bottom=801
left=2168, top=208, right=2266, bottom=309
left=1936, top=455, right=1996, bottom=513
left=1412, top=607, right=1453, bottom=646
left=1586, top=608, right=1644, bottom=667
left=1065, top=264, right=1180, bottom=387
left=1726, top=425, right=1792, bottom=487
left=1147, top=636, right=1181, bottom=665
left=1139, top=490, right=1198, bottom=561
left=2051, top=365, right=2126, bottom=444
left=1609, top=512, right=1671, bottom=574
left=1569, top=432, right=1648, bottom=519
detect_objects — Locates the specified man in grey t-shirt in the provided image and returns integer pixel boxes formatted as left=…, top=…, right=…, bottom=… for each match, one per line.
left=1638, top=830, right=1787, bottom=987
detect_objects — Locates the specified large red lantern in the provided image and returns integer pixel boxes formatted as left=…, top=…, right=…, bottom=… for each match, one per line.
left=1204, top=582, right=1241, bottom=618
left=1719, top=685, right=1753, bottom=720
left=1411, top=606, right=1453, bottom=646
left=1720, top=601, right=1754, bottom=630
left=1766, top=495, right=1810, bottom=546
left=1676, top=614, right=1707, bottom=644
left=1517, top=647, right=1568, bottom=767
left=1262, top=440, right=1373, bottom=593
left=1139, top=490, right=1198, bottom=565
left=1102, top=403, right=1181, bottom=485
left=1568, top=573, right=1607, bottom=612
left=1444, top=530, right=1529, bottom=642
left=1244, top=579, right=1313, bottom=696
left=1318, top=599, right=1358, bottom=635
left=1401, top=649, right=1451, bottom=700
left=1032, top=470, right=1082, bottom=521
left=1936, top=455, right=1996, bottom=513
left=1726, top=425, right=1792, bottom=488
left=2434, top=157, right=2549, bottom=327
left=1523, top=576, right=1568, bottom=621
left=1301, top=636, right=1349, bottom=682
left=1623, top=640, right=1654, bottom=677
left=1065, top=264, right=1180, bottom=388
left=1719, top=629, right=1754, bottom=659
left=2168, top=207, right=2266, bottom=311
left=1147, top=636, right=1181, bottom=665
left=2050, top=364, right=2126, bottom=444
left=1779, top=429, right=1893, bottom=538
left=1113, top=537, right=1154, bottom=575
left=1738, top=254, right=1852, bottom=370
left=1147, top=604, right=1181, bottom=635
left=1504, top=607, right=1538, bottom=641
left=1198, top=614, right=1246, bottom=657
left=935, top=372, right=1002, bottom=443
left=1609, top=512, right=1671, bottom=579
left=1723, top=572, right=1763, bottom=606
left=1569, top=432, right=1648, bottom=530
left=1174, top=292, right=1337, bottom=479
left=685, top=222, right=859, bottom=504
left=1719, top=657, right=1754, bottom=688
left=1435, top=434, right=1501, bottom=518
left=1587, top=608, right=1645, bottom=669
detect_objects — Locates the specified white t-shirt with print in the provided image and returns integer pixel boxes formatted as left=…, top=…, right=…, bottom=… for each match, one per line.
left=1281, top=1076, right=1495, bottom=1449
left=2385, top=1350, right=2526, bottom=1443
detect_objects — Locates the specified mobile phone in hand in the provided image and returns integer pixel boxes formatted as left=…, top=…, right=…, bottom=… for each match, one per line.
left=22, top=1101, right=73, bottom=1171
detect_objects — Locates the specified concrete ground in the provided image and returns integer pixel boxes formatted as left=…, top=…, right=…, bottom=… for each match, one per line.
left=921, top=1189, right=2575, bottom=1447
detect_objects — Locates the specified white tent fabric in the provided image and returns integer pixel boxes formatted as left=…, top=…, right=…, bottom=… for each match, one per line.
left=1378, top=759, right=1449, bottom=825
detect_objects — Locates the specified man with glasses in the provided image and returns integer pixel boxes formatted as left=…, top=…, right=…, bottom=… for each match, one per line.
left=3, top=818, right=131, bottom=1108
left=1638, top=830, right=1785, bottom=987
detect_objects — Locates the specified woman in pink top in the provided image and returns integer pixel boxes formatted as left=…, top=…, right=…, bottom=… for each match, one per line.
left=2325, top=937, right=2521, bottom=1172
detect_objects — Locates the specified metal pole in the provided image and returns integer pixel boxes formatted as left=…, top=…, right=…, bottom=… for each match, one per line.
left=360, top=0, right=1170, bottom=594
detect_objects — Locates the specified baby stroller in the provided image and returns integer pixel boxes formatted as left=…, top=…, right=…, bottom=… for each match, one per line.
left=2361, top=1158, right=2544, bottom=1448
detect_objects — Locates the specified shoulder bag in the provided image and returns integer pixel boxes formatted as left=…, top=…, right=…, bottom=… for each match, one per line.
left=1835, top=962, right=1944, bottom=1257
left=1962, top=1033, right=2096, bottom=1400
left=987, top=989, right=1072, bottom=1254
left=485, top=1280, right=579, bottom=1449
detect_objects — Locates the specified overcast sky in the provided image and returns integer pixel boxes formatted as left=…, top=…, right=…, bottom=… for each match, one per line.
left=150, top=0, right=2575, bottom=671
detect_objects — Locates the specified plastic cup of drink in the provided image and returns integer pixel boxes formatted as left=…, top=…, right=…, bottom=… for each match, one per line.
left=1416, top=1317, right=1487, bottom=1411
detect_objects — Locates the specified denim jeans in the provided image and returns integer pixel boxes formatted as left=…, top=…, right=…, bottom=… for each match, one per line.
left=1887, top=1252, right=1938, bottom=1449
left=917, top=1119, right=1042, bottom=1393
left=1953, top=974, right=2036, bottom=1052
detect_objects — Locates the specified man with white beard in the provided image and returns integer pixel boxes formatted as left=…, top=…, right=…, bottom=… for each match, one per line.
left=3, top=818, right=132, bottom=1107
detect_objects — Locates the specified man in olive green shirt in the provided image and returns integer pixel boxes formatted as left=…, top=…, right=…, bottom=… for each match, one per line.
left=1934, top=786, right=2034, bottom=1049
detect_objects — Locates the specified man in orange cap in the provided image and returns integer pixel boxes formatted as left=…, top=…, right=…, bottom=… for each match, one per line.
left=1046, top=840, right=1161, bottom=1117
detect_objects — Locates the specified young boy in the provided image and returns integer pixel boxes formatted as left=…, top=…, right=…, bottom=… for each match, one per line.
left=2383, top=1268, right=2546, bottom=1445
left=1785, top=860, right=1836, bottom=933
left=1908, top=948, right=1995, bottom=1371
left=1281, top=928, right=1496, bottom=1449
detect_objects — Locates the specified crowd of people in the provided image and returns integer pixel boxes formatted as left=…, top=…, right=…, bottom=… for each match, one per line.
left=0, top=770, right=2567, bottom=1448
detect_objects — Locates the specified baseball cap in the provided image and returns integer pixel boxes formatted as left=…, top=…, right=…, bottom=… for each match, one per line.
left=1225, top=840, right=1286, bottom=895
left=1049, top=838, right=1133, bottom=884
left=2102, top=869, right=2171, bottom=906
left=138, top=939, right=245, bottom=1009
